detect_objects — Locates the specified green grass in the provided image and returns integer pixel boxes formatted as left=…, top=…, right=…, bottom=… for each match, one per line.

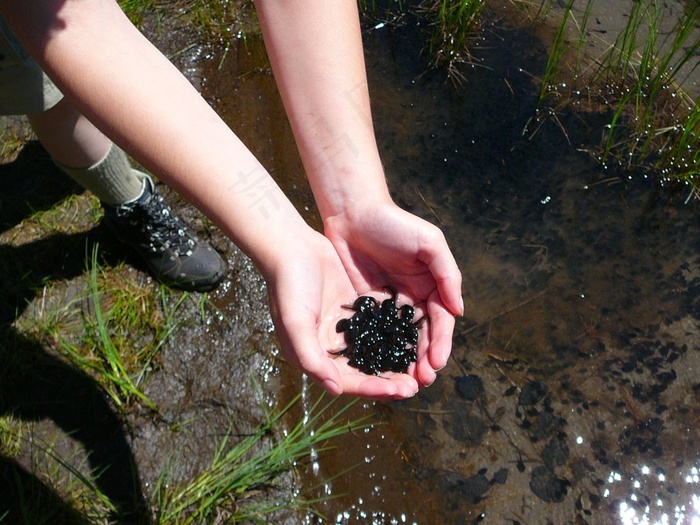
left=525, top=0, right=700, bottom=194
left=0, top=428, right=120, bottom=523
left=0, top=416, right=23, bottom=458
left=0, top=127, right=30, bottom=161
left=13, top=240, right=179, bottom=413
left=37, top=436, right=121, bottom=520
left=509, top=0, right=553, bottom=22
left=53, top=245, right=167, bottom=411
left=153, top=394, right=370, bottom=524
left=592, top=0, right=700, bottom=192
left=536, top=0, right=594, bottom=105
left=118, top=0, right=156, bottom=25
left=420, top=0, right=490, bottom=81
left=1, top=393, right=369, bottom=524
left=120, top=0, right=258, bottom=44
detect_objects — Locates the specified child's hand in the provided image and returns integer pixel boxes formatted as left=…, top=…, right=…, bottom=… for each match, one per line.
left=265, top=230, right=421, bottom=399
left=323, top=200, right=463, bottom=389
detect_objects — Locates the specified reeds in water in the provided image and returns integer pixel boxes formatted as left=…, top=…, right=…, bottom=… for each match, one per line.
left=420, top=0, right=489, bottom=81
left=536, top=0, right=700, bottom=194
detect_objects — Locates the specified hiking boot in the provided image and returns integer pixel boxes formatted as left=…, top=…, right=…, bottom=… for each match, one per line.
left=102, top=176, right=226, bottom=292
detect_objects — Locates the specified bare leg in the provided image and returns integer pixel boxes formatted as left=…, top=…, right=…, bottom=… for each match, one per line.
left=27, top=97, right=111, bottom=168
left=28, top=97, right=143, bottom=205
left=26, top=97, right=226, bottom=291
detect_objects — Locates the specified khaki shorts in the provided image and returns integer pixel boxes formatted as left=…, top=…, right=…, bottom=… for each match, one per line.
left=0, top=17, right=63, bottom=115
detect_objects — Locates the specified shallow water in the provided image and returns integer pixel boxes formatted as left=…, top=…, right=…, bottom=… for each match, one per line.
left=195, top=7, right=700, bottom=525
left=20, top=2, right=691, bottom=523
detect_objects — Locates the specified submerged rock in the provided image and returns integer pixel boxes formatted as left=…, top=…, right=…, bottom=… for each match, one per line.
left=519, top=381, right=548, bottom=406
left=530, top=466, right=568, bottom=503
left=455, top=374, right=485, bottom=401
left=454, top=474, right=492, bottom=503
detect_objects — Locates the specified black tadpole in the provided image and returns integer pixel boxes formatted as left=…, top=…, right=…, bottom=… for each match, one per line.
left=330, top=287, right=425, bottom=375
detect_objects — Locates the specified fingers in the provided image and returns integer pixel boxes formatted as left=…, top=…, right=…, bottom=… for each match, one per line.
left=279, top=307, right=420, bottom=399
left=335, top=372, right=418, bottom=399
left=281, top=320, right=344, bottom=396
left=304, top=351, right=421, bottom=399
left=415, top=297, right=456, bottom=388
left=426, top=297, right=456, bottom=370
left=422, top=230, right=464, bottom=318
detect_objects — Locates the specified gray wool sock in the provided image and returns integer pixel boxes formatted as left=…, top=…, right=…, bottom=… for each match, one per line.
left=55, top=144, right=147, bottom=205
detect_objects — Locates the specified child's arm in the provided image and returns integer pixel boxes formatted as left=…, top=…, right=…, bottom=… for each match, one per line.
left=255, top=0, right=464, bottom=387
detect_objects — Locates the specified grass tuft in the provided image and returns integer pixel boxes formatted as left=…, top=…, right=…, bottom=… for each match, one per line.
left=527, top=0, right=700, bottom=194
left=2, top=393, right=367, bottom=523
left=46, top=244, right=180, bottom=412
left=419, top=0, right=489, bottom=82
left=152, top=394, right=370, bottom=523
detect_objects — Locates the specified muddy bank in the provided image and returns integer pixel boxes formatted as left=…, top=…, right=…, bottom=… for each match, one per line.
left=0, top=15, right=298, bottom=523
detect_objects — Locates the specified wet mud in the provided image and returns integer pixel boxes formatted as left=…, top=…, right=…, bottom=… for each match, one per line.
left=0, top=20, right=291, bottom=523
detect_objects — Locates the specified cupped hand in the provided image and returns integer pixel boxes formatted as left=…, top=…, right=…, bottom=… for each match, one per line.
left=264, top=228, right=422, bottom=399
left=323, top=200, right=464, bottom=388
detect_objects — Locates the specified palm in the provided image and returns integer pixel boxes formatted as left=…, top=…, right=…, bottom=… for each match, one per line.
left=266, top=230, right=421, bottom=398
left=324, top=204, right=462, bottom=387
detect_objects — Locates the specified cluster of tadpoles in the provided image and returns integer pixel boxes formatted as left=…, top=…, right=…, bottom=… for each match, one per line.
left=330, top=287, right=425, bottom=375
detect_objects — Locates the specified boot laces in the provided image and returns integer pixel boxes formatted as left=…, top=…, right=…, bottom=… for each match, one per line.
left=117, top=190, right=196, bottom=258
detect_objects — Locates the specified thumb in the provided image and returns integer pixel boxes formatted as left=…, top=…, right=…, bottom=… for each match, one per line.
left=425, top=242, right=464, bottom=317
left=278, top=315, right=345, bottom=396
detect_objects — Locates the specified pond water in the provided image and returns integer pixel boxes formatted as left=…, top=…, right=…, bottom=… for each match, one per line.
left=193, top=5, right=700, bottom=524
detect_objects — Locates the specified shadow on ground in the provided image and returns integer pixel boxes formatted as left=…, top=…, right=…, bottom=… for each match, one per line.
left=0, top=142, right=152, bottom=524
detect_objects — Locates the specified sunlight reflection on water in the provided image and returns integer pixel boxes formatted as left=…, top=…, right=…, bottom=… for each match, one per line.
left=614, top=461, right=700, bottom=525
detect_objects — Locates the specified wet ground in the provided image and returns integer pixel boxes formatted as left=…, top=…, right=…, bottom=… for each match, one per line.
left=193, top=4, right=700, bottom=524
left=1, top=1, right=699, bottom=524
